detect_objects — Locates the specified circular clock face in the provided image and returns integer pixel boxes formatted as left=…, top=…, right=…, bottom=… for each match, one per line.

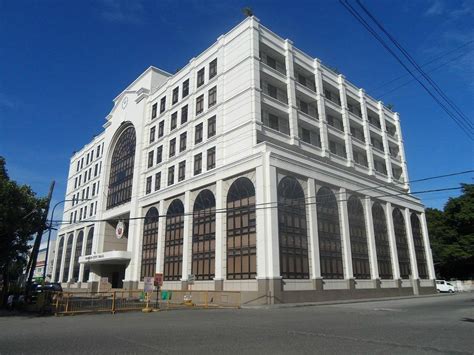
left=122, top=96, right=128, bottom=109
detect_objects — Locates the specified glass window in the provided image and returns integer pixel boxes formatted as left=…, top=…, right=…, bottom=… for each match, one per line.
left=179, top=132, right=187, bottom=152
left=269, top=114, right=279, bottom=131
left=182, top=79, right=189, bottom=97
left=164, top=200, right=184, bottom=281
left=207, top=147, right=215, bottom=170
left=372, top=202, right=393, bottom=279
left=82, top=228, right=94, bottom=282
left=141, top=208, right=159, bottom=280
left=168, top=166, right=174, bottom=186
left=208, top=116, right=216, bottom=137
left=171, top=112, right=178, bottom=131
left=158, top=121, right=164, bottom=138
left=156, top=146, right=163, bottom=164
left=172, top=87, right=179, bottom=105
left=72, top=231, right=84, bottom=281
left=195, top=123, right=203, bottom=144
left=196, top=94, right=204, bottom=114
left=160, top=96, right=166, bottom=113
left=194, top=153, right=202, bottom=175
left=152, top=103, right=157, bottom=119
left=393, top=208, right=411, bottom=279
left=348, top=196, right=370, bottom=279
left=155, top=172, right=161, bottom=191
left=63, top=234, right=74, bottom=282
left=169, top=138, right=176, bottom=157
left=54, top=237, right=64, bottom=282
left=181, top=105, right=188, bottom=124
left=411, top=213, right=428, bottom=279
left=178, top=161, right=186, bottom=181
left=208, top=86, right=217, bottom=107
left=147, top=151, right=154, bottom=168
left=146, top=176, right=152, bottom=194
left=197, top=68, right=205, bottom=87
left=209, top=58, right=217, bottom=79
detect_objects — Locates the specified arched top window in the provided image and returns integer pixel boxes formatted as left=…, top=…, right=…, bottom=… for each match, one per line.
left=194, top=189, right=216, bottom=211
left=393, top=207, right=411, bottom=279
left=107, top=126, right=136, bottom=209
left=164, top=199, right=185, bottom=281
left=317, top=187, right=338, bottom=212
left=167, top=199, right=184, bottom=216
left=227, top=177, right=255, bottom=203
left=54, top=237, right=64, bottom=282
left=82, top=227, right=94, bottom=282
left=63, top=234, right=74, bottom=282
left=278, top=176, right=305, bottom=210
left=411, top=212, right=428, bottom=279
left=73, top=231, right=84, bottom=281
left=372, top=202, right=393, bottom=279
left=347, top=196, right=370, bottom=279
left=141, top=207, right=159, bottom=280
left=145, top=207, right=159, bottom=223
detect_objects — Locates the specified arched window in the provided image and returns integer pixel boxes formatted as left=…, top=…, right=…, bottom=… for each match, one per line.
left=348, top=196, right=370, bottom=279
left=164, top=200, right=184, bottom=281
left=72, top=231, right=84, bottom=281
left=411, top=213, right=428, bottom=279
left=107, top=126, right=136, bottom=209
left=317, top=187, right=343, bottom=279
left=278, top=176, right=309, bottom=279
left=54, top=237, right=64, bottom=282
left=393, top=208, right=411, bottom=279
left=82, top=228, right=94, bottom=282
left=62, top=234, right=73, bottom=282
left=226, top=177, right=256, bottom=280
left=141, top=208, right=159, bottom=280
left=372, top=203, right=393, bottom=279
left=192, top=190, right=216, bottom=280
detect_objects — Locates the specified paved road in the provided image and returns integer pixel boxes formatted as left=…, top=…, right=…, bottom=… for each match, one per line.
left=1, top=293, right=473, bottom=354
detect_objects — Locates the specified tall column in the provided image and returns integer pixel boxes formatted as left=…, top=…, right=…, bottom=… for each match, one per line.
left=255, top=166, right=268, bottom=279
left=181, top=190, right=192, bottom=288
left=264, top=156, right=280, bottom=278
left=404, top=208, right=419, bottom=279
left=249, top=16, right=261, bottom=146
left=314, top=59, right=329, bottom=156
left=359, top=89, right=375, bottom=175
left=338, top=75, right=354, bottom=167
left=364, top=197, right=379, bottom=279
left=214, top=179, right=225, bottom=290
left=307, top=179, right=322, bottom=288
left=284, top=39, right=299, bottom=145
left=339, top=188, right=353, bottom=280
left=420, top=211, right=436, bottom=279
left=385, top=202, right=400, bottom=280
left=155, top=201, right=166, bottom=274
left=394, top=112, right=410, bottom=191
left=378, top=102, right=393, bottom=183
left=78, top=232, right=87, bottom=284
left=68, top=233, right=77, bottom=283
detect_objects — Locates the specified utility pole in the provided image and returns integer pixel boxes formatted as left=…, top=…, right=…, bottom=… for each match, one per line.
left=26, top=181, right=55, bottom=290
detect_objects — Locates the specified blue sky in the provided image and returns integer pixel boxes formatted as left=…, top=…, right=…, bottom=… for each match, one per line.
left=1, top=0, right=473, bottom=227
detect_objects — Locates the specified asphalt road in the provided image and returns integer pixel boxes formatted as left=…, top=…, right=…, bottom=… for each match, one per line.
left=1, top=293, right=473, bottom=354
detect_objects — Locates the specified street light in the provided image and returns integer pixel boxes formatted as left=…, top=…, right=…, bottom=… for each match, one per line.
left=43, top=198, right=91, bottom=280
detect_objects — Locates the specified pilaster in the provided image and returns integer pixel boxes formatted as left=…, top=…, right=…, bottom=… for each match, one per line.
left=314, top=59, right=329, bottom=157
left=359, top=89, right=375, bottom=175
left=181, top=190, right=192, bottom=281
left=155, top=201, right=166, bottom=274
left=364, top=197, right=379, bottom=279
left=338, top=188, right=353, bottom=279
left=378, top=102, right=393, bottom=183
left=214, top=179, right=225, bottom=281
left=307, top=179, right=321, bottom=279
left=404, top=208, right=419, bottom=279
left=284, top=39, right=299, bottom=145
left=338, top=75, right=354, bottom=167
left=394, top=112, right=410, bottom=191
left=385, top=202, right=400, bottom=279
left=420, top=211, right=436, bottom=279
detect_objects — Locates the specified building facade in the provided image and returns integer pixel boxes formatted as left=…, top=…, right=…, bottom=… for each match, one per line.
left=51, top=17, right=436, bottom=304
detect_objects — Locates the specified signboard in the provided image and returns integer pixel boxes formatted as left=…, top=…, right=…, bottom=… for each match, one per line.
left=154, top=273, right=163, bottom=287
left=144, top=277, right=154, bottom=292
left=116, top=220, right=126, bottom=239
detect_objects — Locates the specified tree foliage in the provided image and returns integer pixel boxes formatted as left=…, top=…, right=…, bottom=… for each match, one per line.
left=426, top=184, right=474, bottom=279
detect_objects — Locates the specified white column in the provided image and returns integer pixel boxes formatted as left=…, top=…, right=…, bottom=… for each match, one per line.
left=68, top=233, right=77, bottom=282
left=404, top=208, right=419, bottom=279
left=314, top=59, right=329, bottom=156
left=181, top=190, right=192, bottom=281
left=364, top=197, right=379, bottom=279
left=249, top=16, right=261, bottom=145
left=420, top=211, right=436, bottom=279
left=78, top=232, right=87, bottom=283
left=339, top=188, right=353, bottom=279
left=378, top=102, right=393, bottom=183
left=255, top=166, right=268, bottom=278
left=385, top=203, right=400, bottom=279
left=394, top=112, right=410, bottom=191
left=307, top=179, right=321, bottom=279
left=359, top=89, right=374, bottom=175
left=338, top=75, right=354, bottom=167
left=214, top=179, right=225, bottom=281
left=155, top=201, right=166, bottom=274
left=284, top=39, right=299, bottom=145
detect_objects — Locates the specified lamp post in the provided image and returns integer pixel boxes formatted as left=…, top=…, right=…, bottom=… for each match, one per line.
left=43, top=198, right=91, bottom=280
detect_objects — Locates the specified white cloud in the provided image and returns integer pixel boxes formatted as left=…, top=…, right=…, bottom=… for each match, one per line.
left=425, top=0, right=444, bottom=16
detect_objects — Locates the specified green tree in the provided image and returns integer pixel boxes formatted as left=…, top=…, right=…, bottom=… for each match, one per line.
left=0, top=156, right=46, bottom=303
left=426, top=184, right=474, bottom=279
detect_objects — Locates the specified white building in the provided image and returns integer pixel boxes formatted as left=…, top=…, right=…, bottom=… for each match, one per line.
left=32, top=240, right=56, bottom=281
left=51, top=17, right=436, bottom=304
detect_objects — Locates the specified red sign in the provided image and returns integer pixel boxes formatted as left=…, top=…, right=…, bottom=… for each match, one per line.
left=154, top=273, right=163, bottom=287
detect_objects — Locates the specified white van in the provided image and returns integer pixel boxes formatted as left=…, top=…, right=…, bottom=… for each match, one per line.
left=436, top=280, right=455, bottom=293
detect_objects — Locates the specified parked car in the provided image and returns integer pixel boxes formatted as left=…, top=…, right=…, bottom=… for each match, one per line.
left=436, top=280, right=455, bottom=293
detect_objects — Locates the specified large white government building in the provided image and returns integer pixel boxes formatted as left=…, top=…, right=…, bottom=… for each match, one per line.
left=51, top=17, right=436, bottom=304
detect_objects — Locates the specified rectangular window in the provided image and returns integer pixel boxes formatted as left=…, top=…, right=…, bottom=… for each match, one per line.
left=197, top=68, right=205, bottom=87
left=194, top=153, right=202, bottom=175
left=299, top=100, right=309, bottom=114
left=160, top=96, right=166, bottom=113
left=208, top=86, right=217, bottom=107
left=172, top=87, right=179, bottom=104
left=78, top=175, right=82, bottom=186
left=79, top=208, right=82, bottom=221
left=209, top=58, right=217, bottom=79
left=169, top=138, right=176, bottom=157
left=208, top=116, right=216, bottom=137
left=267, top=55, right=276, bottom=69
left=170, top=112, right=178, bottom=130
left=148, top=151, right=154, bottom=168
left=150, top=126, right=156, bottom=143
left=92, top=183, right=96, bottom=196
left=152, top=103, right=157, bottom=119
left=90, top=203, right=93, bottom=217
left=94, top=163, right=98, bottom=177
left=195, top=123, right=203, bottom=144
left=86, top=186, right=89, bottom=199
left=207, top=147, right=216, bottom=170
left=269, top=114, right=279, bottom=131
left=74, top=177, right=78, bottom=189
left=146, top=176, right=152, bottom=194
left=178, top=161, right=186, bottom=181
left=301, top=127, right=311, bottom=143
left=267, top=84, right=277, bottom=99
left=168, top=166, right=175, bottom=186
left=80, top=158, right=84, bottom=169
left=158, top=121, right=164, bottom=137
left=179, top=132, right=187, bottom=152
left=86, top=153, right=89, bottom=165
left=156, top=146, right=163, bottom=164
left=76, top=161, right=80, bottom=172
left=182, top=79, right=189, bottom=97
left=181, top=105, right=188, bottom=124
left=155, top=172, right=161, bottom=191
left=196, top=94, right=204, bottom=114
left=96, top=145, right=100, bottom=158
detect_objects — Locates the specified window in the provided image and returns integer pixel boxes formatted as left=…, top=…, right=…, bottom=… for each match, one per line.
left=182, top=79, right=189, bottom=97
left=170, top=112, right=178, bottom=130
left=150, top=127, right=156, bottom=143
left=317, top=187, right=343, bottom=279
left=207, top=147, right=215, bottom=170
left=147, top=151, right=154, bottom=168
left=90, top=203, right=93, bottom=216
left=208, top=116, right=216, bottom=137
left=278, top=176, right=309, bottom=279
left=301, top=127, right=311, bottom=143
left=269, top=114, right=279, bottom=131
left=169, top=138, right=176, bottom=157
left=74, top=177, right=77, bottom=189
left=94, top=163, right=98, bottom=177
left=155, top=172, right=161, bottom=191
left=152, top=103, right=157, bottom=119
left=208, top=86, right=217, bottom=107
left=80, top=158, right=83, bottom=169
left=197, top=68, right=205, bottom=87
left=209, top=58, right=217, bottom=79
left=146, top=176, right=152, bottom=194
left=372, top=202, right=393, bottom=279
left=226, top=177, right=257, bottom=280
left=62, top=234, right=74, bottom=282
left=160, top=96, right=166, bottom=113
left=347, top=196, right=370, bottom=279
left=266, top=55, right=276, bottom=69
left=76, top=161, right=80, bottom=172
left=195, top=123, right=203, bottom=144
left=196, top=94, right=204, bottom=114
left=96, top=145, right=100, bottom=158
left=141, top=208, right=159, bottom=280
left=156, top=146, right=163, bottom=164
left=172, top=87, right=179, bottom=105
left=158, top=121, right=164, bottom=138
left=192, top=190, right=216, bottom=280
left=54, top=237, right=64, bottom=282
left=178, top=161, right=186, bottom=181
left=107, top=126, right=136, bottom=209
left=92, top=183, right=96, bottom=196
left=168, top=166, right=175, bottom=186
left=86, top=153, right=89, bottom=165
left=179, top=132, right=187, bottom=152
left=299, top=100, right=309, bottom=114
left=329, top=140, right=346, bottom=158
left=411, top=213, right=428, bottom=279
left=72, top=231, right=84, bottom=281
left=164, top=200, right=184, bottom=281
left=267, top=83, right=277, bottom=99
left=393, top=208, right=411, bottom=279
left=181, top=105, right=188, bottom=124
left=194, top=153, right=202, bottom=175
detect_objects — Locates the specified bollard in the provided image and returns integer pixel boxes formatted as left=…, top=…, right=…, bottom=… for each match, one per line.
left=111, top=291, right=116, bottom=314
